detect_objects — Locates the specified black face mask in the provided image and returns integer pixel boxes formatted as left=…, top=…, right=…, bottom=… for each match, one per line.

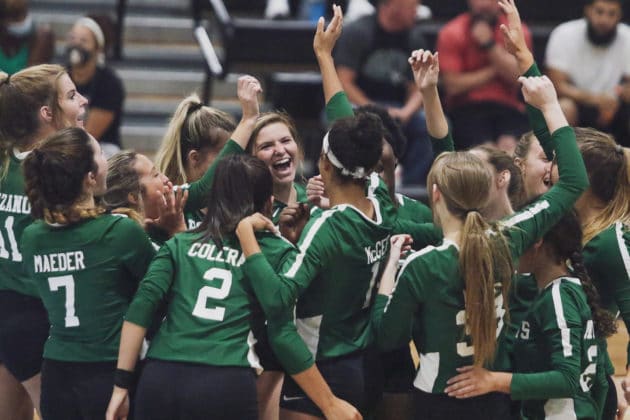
left=586, top=20, right=618, bottom=46
left=65, top=45, right=93, bottom=67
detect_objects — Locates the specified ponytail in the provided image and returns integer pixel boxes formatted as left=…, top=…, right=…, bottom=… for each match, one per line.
left=569, top=251, right=617, bottom=338
left=460, top=211, right=513, bottom=367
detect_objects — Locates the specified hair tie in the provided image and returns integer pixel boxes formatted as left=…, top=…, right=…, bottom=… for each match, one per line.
left=0, top=74, right=10, bottom=87
left=616, top=144, right=624, bottom=155
left=321, top=132, right=367, bottom=180
left=186, top=102, right=204, bottom=117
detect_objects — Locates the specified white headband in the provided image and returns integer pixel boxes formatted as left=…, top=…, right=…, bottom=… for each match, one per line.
left=322, top=132, right=367, bottom=179
left=76, top=17, right=105, bottom=49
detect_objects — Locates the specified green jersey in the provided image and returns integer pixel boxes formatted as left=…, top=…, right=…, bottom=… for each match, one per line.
left=271, top=183, right=308, bottom=224
left=21, top=215, right=155, bottom=362
left=511, top=277, right=599, bottom=420
left=244, top=198, right=394, bottom=374
left=583, top=222, right=630, bottom=368
left=126, top=231, right=299, bottom=369
left=185, top=209, right=205, bottom=230
left=0, top=151, right=35, bottom=296
left=394, top=193, right=432, bottom=224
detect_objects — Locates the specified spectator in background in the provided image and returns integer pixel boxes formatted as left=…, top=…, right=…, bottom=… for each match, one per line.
left=546, top=0, right=630, bottom=147
left=0, top=0, right=54, bottom=74
left=334, top=0, right=432, bottom=186
left=66, top=15, right=124, bottom=157
left=437, top=0, right=532, bottom=153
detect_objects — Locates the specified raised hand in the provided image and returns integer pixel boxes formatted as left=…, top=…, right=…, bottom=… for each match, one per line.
left=145, top=182, right=188, bottom=236
left=498, top=0, right=533, bottom=71
left=306, top=175, right=330, bottom=209
left=279, top=202, right=310, bottom=244
left=237, top=75, right=263, bottom=120
left=518, top=76, right=559, bottom=110
left=409, top=49, right=440, bottom=92
left=313, top=4, right=343, bottom=57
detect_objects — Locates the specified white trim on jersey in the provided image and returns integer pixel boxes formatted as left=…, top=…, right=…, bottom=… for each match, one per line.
left=296, top=315, right=323, bottom=358
left=396, top=240, right=458, bottom=282
left=414, top=352, right=440, bottom=393
left=615, top=222, right=630, bottom=281
left=285, top=209, right=338, bottom=278
left=550, top=279, right=573, bottom=357
left=246, top=330, right=262, bottom=370
left=502, top=200, right=550, bottom=227
left=543, top=397, right=577, bottom=419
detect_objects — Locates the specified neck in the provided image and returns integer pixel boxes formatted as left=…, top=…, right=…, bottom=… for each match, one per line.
left=575, top=191, right=606, bottom=229
left=329, top=181, right=373, bottom=215
left=440, top=210, right=464, bottom=246
left=274, top=182, right=295, bottom=205
left=534, top=262, right=569, bottom=289
left=74, top=193, right=96, bottom=211
left=483, top=195, right=514, bottom=221
left=70, top=61, right=97, bottom=85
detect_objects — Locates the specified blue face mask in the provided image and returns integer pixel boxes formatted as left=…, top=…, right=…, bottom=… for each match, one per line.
left=6, top=14, right=34, bottom=38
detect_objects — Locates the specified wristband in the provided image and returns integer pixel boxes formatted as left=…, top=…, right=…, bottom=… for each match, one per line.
left=114, top=368, right=134, bottom=389
left=480, top=39, right=496, bottom=51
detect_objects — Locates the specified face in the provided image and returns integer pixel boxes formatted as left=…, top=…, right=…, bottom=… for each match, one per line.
left=89, top=136, right=108, bottom=196
left=253, top=122, right=299, bottom=187
left=67, top=24, right=99, bottom=54
left=586, top=0, right=622, bottom=38
left=468, top=0, right=499, bottom=16
left=518, top=138, right=551, bottom=200
left=133, top=154, right=170, bottom=219
left=381, top=0, right=419, bottom=31
left=56, top=73, right=88, bottom=128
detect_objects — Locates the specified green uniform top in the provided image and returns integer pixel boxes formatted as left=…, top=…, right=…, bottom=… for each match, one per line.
left=372, top=124, right=588, bottom=393
left=0, top=151, right=35, bottom=296
left=185, top=209, right=205, bottom=230
left=243, top=198, right=394, bottom=374
left=583, top=222, right=630, bottom=368
left=394, top=193, right=432, bottom=224
left=511, top=277, right=599, bottom=420
left=272, top=183, right=308, bottom=224
left=125, top=231, right=302, bottom=369
left=21, top=214, right=156, bottom=361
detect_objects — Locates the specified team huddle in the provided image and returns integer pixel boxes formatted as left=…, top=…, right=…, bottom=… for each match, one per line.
left=0, top=1, right=629, bottom=420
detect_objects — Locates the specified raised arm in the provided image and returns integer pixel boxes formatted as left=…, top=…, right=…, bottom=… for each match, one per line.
left=502, top=77, right=589, bottom=258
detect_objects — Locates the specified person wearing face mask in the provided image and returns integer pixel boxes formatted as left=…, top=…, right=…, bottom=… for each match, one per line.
left=546, top=0, right=630, bottom=148
left=0, top=0, right=54, bottom=74
left=66, top=15, right=124, bottom=157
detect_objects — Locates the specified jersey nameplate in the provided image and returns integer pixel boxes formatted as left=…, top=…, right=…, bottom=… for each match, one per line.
left=188, top=243, right=245, bottom=267
left=34, top=251, right=86, bottom=273
left=0, top=193, right=30, bottom=215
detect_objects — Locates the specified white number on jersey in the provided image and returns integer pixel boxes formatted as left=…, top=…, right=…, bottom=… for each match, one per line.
left=456, top=288, right=506, bottom=357
left=192, top=268, right=233, bottom=321
left=362, top=262, right=381, bottom=309
left=48, top=275, right=80, bottom=327
left=0, top=216, right=22, bottom=262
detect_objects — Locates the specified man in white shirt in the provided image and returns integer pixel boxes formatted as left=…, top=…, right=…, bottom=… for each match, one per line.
left=546, top=0, right=630, bottom=146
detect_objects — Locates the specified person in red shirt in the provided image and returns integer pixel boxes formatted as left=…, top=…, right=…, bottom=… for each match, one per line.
left=437, top=0, right=533, bottom=153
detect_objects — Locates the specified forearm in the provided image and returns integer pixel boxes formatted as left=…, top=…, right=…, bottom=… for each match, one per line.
left=243, top=253, right=300, bottom=316
left=421, top=86, right=449, bottom=139
left=443, top=68, right=495, bottom=97
left=316, top=53, right=344, bottom=105
left=291, top=365, right=337, bottom=414
left=338, top=68, right=372, bottom=106
left=523, top=63, right=552, bottom=153
left=116, top=321, right=147, bottom=372
left=540, top=102, right=569, bottom=136
left=487, top=46, right=521, bottom=85
left=268, top=311, right=315, bottom=375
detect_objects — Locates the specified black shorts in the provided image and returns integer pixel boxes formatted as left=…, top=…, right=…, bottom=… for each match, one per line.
left=0, top=290, right=49, bottom=381
left=134, top=359, right=258, bottom=420
left=40, top=359, right=117, bottom=420
left=413, top=388, right=511, bottom=420
left=602, top=374, right=617, bottom=420
left=449, top=102, right=529, bottom=150
left=255, top=330, right=283, bottom=372
left=280, top=352, right=365, bottom=417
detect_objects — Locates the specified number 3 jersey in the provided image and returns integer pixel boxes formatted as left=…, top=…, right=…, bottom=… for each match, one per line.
left=126, top=232, right=296, bottom=368
left=511, top=277, right=598, bottom=420
left=0, top=152, right=36, bottom=296
left=21, top=215, right=156, bottom=361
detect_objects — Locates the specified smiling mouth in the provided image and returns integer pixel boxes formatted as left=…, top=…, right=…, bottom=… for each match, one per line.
left=543, top=175, right=551, bottom=187
left=272, top=158, right=292, bottom=171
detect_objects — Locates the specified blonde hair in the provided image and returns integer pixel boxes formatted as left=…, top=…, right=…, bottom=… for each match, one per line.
left=427, top=152, right=513, bottom=367
left=155, top=94, right=235, bottom=185
left=103, top=151, right=144, bottom=224
left=247, top=111, right=303, bottom=158
left=0, top=65, right=67, bottom=178
left=575, top=128, right=630, bottom=243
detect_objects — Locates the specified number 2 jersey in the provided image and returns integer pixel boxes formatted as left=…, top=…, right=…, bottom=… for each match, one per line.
left=0, top=151, right=35, bottom=296
left=21, top=215, right=156, bottom=361
left=125, top=231, right=296, bottom=368
left=512, top=277, right=598, bottom=420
